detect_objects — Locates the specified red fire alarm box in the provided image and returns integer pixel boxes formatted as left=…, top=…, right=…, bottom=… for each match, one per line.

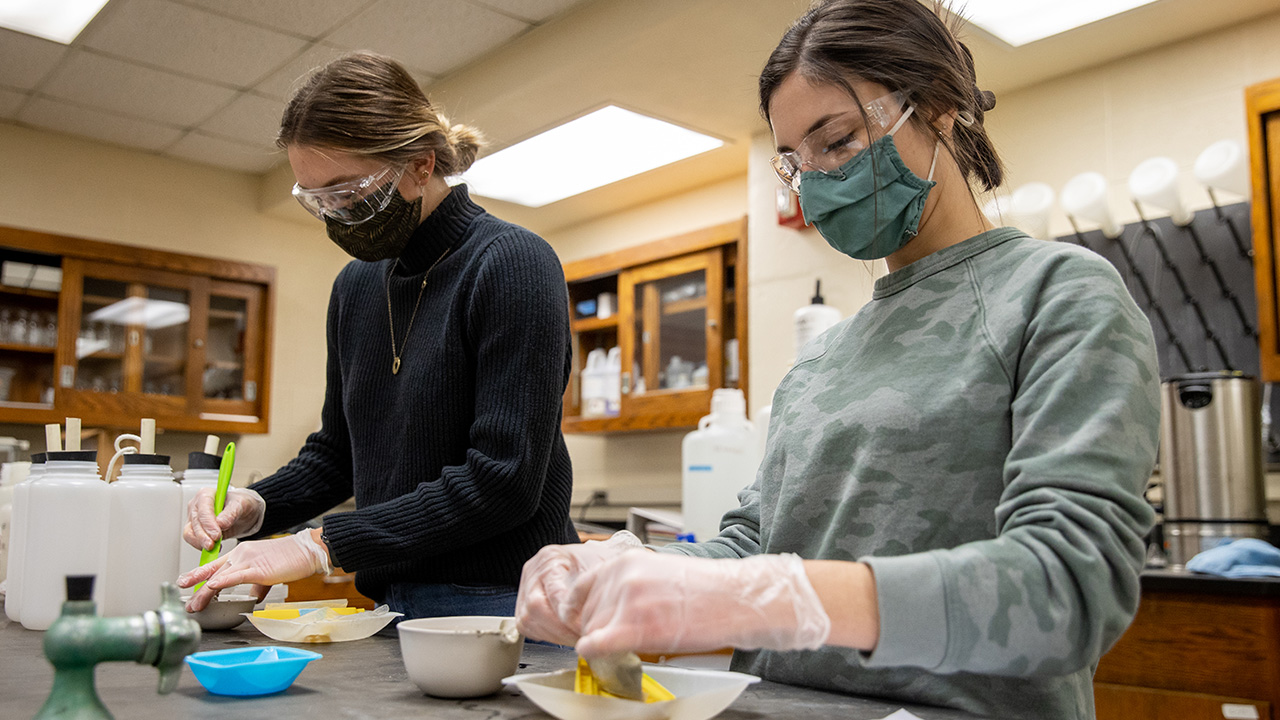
left=776, top=186, right=806, bottom=228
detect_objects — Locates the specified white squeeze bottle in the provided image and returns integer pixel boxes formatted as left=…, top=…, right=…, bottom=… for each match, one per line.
left=794, top=279, right=842, bottom=360
left=22, top=419, right=108, bottom=630
left=681, top=389, right=759, bottom=542
left=103, top=419, right=183, bottom=616
left=4, top=451, right=46, bottom=623
left=178, top=435, right=235, bottom=576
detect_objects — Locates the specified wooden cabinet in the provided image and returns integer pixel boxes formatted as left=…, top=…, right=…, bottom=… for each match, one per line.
left=561, top=218, right=747, bottom=433
left=1247, top=77, right=1280, bottom=381
left=0, top=225, right=275, bottom=434
left=1095, top=574, right=1280, bottom=720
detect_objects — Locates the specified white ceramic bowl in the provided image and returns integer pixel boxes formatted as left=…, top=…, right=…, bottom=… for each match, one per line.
left=503, top=665, right=760, bottom=720
left=183, top=594, right=257, bottom=631
left=397, top=616, right=523, bottom=698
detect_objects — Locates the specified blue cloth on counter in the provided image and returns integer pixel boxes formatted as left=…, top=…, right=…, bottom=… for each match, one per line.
left=1185, top=538, right=1280, bottom=578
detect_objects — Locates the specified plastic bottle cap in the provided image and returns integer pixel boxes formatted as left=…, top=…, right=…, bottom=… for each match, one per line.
left=65, top=575, right=95, bottom=602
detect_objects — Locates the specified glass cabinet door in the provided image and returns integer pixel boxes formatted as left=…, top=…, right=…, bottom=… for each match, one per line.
left=618, top=248, right=723, bottom=415
left=140, top=284, right=190, bottom=397
left=64, top=260, right=195, bottom=402
left=200, top=280, right=265, bottom=414
left=76, top=276, right=130, bottom=394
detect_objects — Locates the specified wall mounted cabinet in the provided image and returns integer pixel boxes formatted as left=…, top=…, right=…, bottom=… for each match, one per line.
left=1248, top=76, right=1280, bottom=380
left=561, top=218, right=747, bottom=434
left=0, top=225, right=275, bottom=434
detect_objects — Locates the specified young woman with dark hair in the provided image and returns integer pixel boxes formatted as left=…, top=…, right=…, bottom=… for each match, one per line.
left=516, top=2, right=1159, bottom=716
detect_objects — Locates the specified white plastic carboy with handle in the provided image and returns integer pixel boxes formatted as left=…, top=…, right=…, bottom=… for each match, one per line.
left=103, top=419, right=183, bottom=617
left=681, top=389, right=760, bottom=543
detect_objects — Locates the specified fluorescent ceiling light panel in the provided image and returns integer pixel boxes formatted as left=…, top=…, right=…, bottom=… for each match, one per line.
left=462, top=105, right=723, bottom=207
left=89, top=297, right=190, bottom=329
left=961, top=0, right=1160, bottom=47
left=0, top=0, right=110, bottom=44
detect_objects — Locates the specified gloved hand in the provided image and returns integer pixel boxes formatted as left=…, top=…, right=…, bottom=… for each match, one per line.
left=564, top=551, right=831, bottom=658
left=179, top=529, right=331, bottom=612
left=183, top=486, right=266, bottom=551
left=515, top=530, right=644, bottom=646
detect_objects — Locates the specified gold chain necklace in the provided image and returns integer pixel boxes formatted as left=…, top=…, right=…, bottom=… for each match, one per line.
left=385, top=245, right=453, bottom=375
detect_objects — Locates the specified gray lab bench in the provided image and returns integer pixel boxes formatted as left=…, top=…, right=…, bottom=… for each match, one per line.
left=0, top=616, right=984, bottom=719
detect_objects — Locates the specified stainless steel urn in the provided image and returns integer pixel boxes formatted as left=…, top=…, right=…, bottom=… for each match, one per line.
left=1159, top=371, right=1270, bottom=568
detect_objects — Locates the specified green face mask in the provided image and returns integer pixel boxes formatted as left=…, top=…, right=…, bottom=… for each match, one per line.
left=798, top=129, right=938, bottom=261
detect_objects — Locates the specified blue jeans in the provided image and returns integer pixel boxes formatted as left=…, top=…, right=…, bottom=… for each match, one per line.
left=379, top=582, right=518, bottom=635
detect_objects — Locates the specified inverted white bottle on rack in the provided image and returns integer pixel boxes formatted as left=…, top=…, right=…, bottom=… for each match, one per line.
left=3, top=453, right=45, bottom=624
left=681, top=389, right=759, bottom=542
left=103, top=452, right=182, bottom=616
left=21, top=449, right=107, bottom=630
left=178, top=447, right=236, bottom=575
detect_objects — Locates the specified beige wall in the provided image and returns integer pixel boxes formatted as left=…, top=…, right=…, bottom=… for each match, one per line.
left=0, top=121, right=349, bottom=488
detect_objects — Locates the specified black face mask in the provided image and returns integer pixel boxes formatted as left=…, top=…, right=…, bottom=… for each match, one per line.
left=324, top=191, right=423, bottom=262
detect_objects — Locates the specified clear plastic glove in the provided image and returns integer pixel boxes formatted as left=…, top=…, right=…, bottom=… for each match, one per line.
left=183, top=486, right=266, bottom=551
left=564, top=551, right=831, bottom=659
left=515, top=530, right=643, bottom=646
left=178, top=529, right=331, bottom=612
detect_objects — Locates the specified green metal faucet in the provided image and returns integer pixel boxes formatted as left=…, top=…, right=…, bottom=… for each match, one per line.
left=35, top=576, right=201, bottom=720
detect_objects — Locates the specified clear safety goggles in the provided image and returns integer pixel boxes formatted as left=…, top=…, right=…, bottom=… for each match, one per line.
left=292, top=164, right=406, bottom=225
left=770, top=91, right=910, bottom=193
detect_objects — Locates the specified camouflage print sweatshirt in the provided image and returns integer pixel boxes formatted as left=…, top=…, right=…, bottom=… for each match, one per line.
left=663, top=228, right=1159, bottom=719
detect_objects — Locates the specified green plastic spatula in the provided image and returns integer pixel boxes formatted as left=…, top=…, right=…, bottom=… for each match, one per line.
left=195, top=441, right=236, bottom=591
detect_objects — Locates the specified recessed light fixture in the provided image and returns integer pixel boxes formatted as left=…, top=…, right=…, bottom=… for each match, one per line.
left=461, top=105, right=724, bottom=208
left=960, top=0, right=1160, bottom=47
left=0, top=0, right=110, bottom=44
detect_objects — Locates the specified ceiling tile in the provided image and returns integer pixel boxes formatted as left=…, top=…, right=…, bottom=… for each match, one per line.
left=166, top=131, right=283, bottom=173
left=18, top=97, right=185, bottom=151
left=469, top=0, right=590, bottom=24
left=326, top=0, right=528, bottom=76
left=175, top=0, right=366, bottom=40
left=252, top=43, right=437, bottom=101
left=0, top=88, right=28, bottom=119
left=78, top=0, right=309, bottom=88
left=253, top=44, right=351, bottom=100
left=41, top=51, right=238, bottom=128
left=0, top=29, right=69, bottom=91
left=199, top=92, right=286, bottom=148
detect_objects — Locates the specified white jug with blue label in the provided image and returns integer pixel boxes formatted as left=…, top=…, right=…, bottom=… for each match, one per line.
left=681, top=389, right=759, bottom=542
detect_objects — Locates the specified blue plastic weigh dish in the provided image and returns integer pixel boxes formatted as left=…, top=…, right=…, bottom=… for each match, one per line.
left=185, top=646, right=322, bottom=696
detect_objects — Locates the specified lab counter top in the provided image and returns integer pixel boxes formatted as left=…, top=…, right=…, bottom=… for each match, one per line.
left=1140, top=568, right=1280, bottom=597
left=0, top=617, right=983, bottom=720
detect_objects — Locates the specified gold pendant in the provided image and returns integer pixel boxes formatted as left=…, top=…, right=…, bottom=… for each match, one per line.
left=392, top=357, right=401, bottom=375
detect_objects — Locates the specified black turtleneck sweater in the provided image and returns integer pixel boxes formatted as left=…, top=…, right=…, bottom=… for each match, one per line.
left=248, top=185, right=578, bottom=601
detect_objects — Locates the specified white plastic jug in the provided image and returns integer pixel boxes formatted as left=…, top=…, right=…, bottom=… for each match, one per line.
left=681, top=389, right=759, bottom=542
left=20, top=451, right=107, bottom=630
left=581, top=348, right=609, bottom=418
left=4, top=455, right=44, bottom=623
left=178, top=452, right=236, bottom=576
left=103, top=454, right=183, bottom=617
left=604, top=347, right=622, bottom=416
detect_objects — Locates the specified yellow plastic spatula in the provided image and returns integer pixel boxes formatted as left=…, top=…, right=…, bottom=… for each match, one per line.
left=195, top=441, right=235, bottom=591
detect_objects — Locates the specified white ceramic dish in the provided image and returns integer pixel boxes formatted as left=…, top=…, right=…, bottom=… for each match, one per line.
left=181, top=594, right=257, bottom=631
left=398, top=616, right=523, bottom=698
left=245, top=605, right=401, bottom=643
left=503, top=665, right=760, bottom=720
